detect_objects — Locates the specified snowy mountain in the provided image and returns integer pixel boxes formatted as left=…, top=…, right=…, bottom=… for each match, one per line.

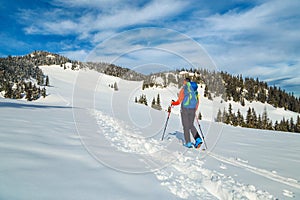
left=1, top=65, right=300, bottom=199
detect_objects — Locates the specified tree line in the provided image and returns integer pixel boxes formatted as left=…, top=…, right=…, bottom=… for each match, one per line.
left=2, top=51, right=300, bottom=116
left=135, top=93, right=162, bottom=111
left=142, top=68, right=300, bottom=114
left=216, top=104, right=300, bottom=133
left=219, top=72, right=300, bottom=113
left=0, top=55, right=48, bottom=101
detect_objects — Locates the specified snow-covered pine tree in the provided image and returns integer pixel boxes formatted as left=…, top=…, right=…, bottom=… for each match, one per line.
left=216, top=109, right=222, bottom=122
left=151, top=97, right=156, bottom=108
left=45, top=75, right=49, bottom=86
left=114, top=82, right=118, bottom=91
left=198, top=112, right=202, bottom=120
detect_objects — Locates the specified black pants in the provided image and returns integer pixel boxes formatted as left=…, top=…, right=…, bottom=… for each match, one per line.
left=181, top=107, right=200, bottom=143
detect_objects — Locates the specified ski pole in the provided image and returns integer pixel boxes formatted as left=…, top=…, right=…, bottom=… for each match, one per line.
left=161, top=105, right=172, bottom=141
left=195, top=117, right=208, bottom=149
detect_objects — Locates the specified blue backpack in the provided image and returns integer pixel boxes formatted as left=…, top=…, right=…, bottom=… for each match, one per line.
left=190, top=81, right=198, bottom=92
left=183, top=81, right=199, bottom=108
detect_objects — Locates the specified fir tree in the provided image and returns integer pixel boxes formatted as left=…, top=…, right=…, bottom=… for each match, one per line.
left=26, top=85, right=32, bottom=101
left=274, top=120, right=279, bottom=131
left=144, top=95, right=148, bottom=106
left=290, top=117, right=295, bottom=132
left=138, top=94, right=148, bottom=106
left=198, top=112, right=202, bottom=120
left=228, top=103, right=234, bottom=125
left=251, top=108, right=258, bottom=128
left=246, top=107, right=253, bottom=128
left=114, top=82, right=118, bottom=91
left=204, top=85, right=209, bottom=98
left=240, top=97, right=245, bottom=107
left=236, top=109, right=244, bottom=127
left=258, top=114, right=262, bottom=129
left=155, top=94, right=162, bottom=110
left=262, top=107, right=269, bottom=129
left=216, top=109, right=222, bottom=122
left=45, top=75, right=49, bottom=86
left=151, top=97, right=156, bottom=108
left=42, top=87, right=46, bottom=98
left=296, top=116, right=300, bottom=133
left=157, top=94, right=161, bottom=106
left=222, top=107, right=228, bottom=124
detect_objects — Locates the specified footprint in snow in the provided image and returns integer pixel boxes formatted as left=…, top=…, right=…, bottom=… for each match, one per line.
left=220, top=163, right=227, bottom=170
left=282, top=189, right=295, bottom=198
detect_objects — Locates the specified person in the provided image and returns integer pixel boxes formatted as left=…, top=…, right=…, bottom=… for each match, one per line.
left=171, top=77, right=203, bottom=148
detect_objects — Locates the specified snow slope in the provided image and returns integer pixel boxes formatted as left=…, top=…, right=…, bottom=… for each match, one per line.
left=1, top=65, right=300, bottom=199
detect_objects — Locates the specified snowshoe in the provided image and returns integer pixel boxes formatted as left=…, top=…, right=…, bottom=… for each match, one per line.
left=184, top=142, right=193, bottom=148
left=194, top=138, right=203, bottom=149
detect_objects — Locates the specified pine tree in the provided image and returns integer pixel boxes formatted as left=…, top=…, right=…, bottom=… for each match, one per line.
left=42, top=87, right=46, bottom=98
left=223, top=107, right=228, bottom=124
left=227, top=103, right=234, bottom=125
left=246, top=107, right=253, bottom=128
left=240, top=97, right=245, bottom=106
left=4, top=83, right=13, bottom=98
left=290, top=117, right=295, bottom=132
left=236, top=109, right=244, bottom=127
left=114, top=82, right=118, bottom=91
left=216, top=109, right=222, bottom=122
left=232, top=112, right=238, bottom=126
left=258, top=114, right=262, bottom=129
left=151, top=97, right=156, bottom=107
left=157, top=94, right=161, bottom=106
left=45, top=75, right=49, bottom=86
left=26, top=85, right=32, bottom=101
left=155, top=94, right=162, bottom=110
left=144, top=95, right=148, bottom=106
left=251, top=108, right=258, bottom=128
left=279, top=118, right=288, bottom=132
left=296, top=116, right=300, bottom=133
left=262, top=107, right=269, bottom=129
left=198, top=112, right=202, bottom=120
left=204, top=85, right=209, bottom=98
left=274, top=120, right=279, bottom=131
left=267, top=119, right=273, bottom=130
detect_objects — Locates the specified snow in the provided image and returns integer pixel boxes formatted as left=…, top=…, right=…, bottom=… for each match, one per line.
left=1, top=65, right=300, bottom=199
left=46, top=54, right=55, bottom=58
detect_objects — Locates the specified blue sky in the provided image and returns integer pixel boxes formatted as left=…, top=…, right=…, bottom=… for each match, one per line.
left=1, top=0, right=300, bottom=96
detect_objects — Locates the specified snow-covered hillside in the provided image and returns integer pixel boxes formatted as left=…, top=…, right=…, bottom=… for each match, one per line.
left=0, top=65, right=300, bottom=199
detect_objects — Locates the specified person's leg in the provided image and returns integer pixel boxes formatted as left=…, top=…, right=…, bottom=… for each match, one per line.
left=186, top=108, right=200, bottom=140
left=181, top=108, right=191, bottom=143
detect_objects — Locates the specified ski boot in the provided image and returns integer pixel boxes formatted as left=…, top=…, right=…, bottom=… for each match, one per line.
left=184, top=142, right=193, bottom=148
left=194, top=138, right=203, bottom=149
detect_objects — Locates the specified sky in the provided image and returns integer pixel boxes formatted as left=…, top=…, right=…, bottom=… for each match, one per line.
left=1, top=0, right=300, bottom=96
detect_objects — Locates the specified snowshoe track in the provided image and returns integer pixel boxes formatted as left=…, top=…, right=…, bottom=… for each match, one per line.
left=93, top=109, right=276, bottom=199
left=210, top=152, right=300, bottom=190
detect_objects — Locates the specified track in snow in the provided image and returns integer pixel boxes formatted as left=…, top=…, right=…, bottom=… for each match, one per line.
left=93, top=109, right=276, bottom=199
left=209, top=152, right=300, bottom=189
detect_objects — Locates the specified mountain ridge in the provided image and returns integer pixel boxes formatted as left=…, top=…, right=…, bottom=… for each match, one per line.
left=1, top=51, right=299, bottom=112
left=1, top=51, right=300, bottom=134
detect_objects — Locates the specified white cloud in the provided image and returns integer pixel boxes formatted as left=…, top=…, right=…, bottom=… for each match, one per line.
left=86, top=27, right=216, bottom=73
left=15, top=0, right=300, bottom=95
left=49, top=0, right=128, bottom=10
left=20, top=0, right=188, bottom=39
left=61, top=49, right=89, bottom=61
left=175, top=0, right=300, bottom=84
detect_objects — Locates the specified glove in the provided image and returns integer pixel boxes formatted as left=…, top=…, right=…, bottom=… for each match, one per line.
left=167, top=106, right=171, bottom=113
left=171, top=100, right=175, bottom=105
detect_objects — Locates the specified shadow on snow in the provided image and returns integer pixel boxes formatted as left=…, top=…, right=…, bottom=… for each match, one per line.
left=0, top=101, right=72, bottom=109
